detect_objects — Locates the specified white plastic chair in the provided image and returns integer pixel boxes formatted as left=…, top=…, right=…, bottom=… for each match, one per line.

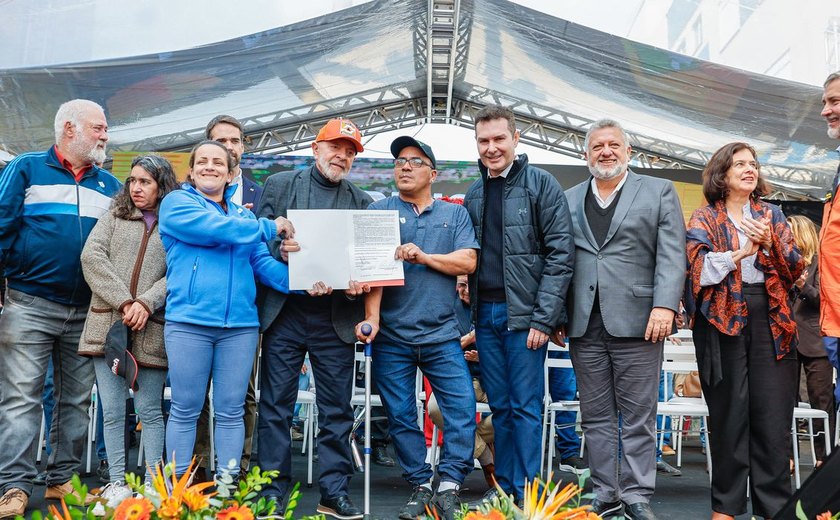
left=658, top=342, right=713, bottom=479
left=540, top=342, right=581, bottom=479
left=791, top=403, right=832, bottom=488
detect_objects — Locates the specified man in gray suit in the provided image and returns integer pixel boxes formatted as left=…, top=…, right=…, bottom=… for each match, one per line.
left=562, top=119, right=685, bottom=520
left=256, top=118, right=371, bottom=520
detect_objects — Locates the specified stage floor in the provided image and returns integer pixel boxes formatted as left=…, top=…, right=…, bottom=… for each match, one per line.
left=23, top=437, right=818, bottom=519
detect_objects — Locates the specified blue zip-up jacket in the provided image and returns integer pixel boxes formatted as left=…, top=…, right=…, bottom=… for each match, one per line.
left=159, top=183, right=289, bottom=328
left=0, top=146, right=121, bottom=306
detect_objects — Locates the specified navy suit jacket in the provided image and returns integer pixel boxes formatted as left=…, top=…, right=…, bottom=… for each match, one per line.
left=242, top=176, right=263, bottom=207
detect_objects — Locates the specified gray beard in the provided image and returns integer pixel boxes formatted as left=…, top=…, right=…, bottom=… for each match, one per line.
left=317, top=157, right=349, bottom=182
left=70, top=139, right=107, bottom=166
left=588, top=161, right=625, bottom=180
left=88, top=145, right=107, bottom=165
left=323, top=169, right=348, bottom=183
left=828, top=126, right=840, bottom=140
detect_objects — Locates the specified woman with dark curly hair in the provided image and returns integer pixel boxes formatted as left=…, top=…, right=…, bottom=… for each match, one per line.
left=79, top=154, right=178, bottom=509
left=685, top=142, right=804, bottom=520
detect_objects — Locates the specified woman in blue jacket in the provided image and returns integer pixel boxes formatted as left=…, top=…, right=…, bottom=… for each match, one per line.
left=159, top=140, right=294, bottom=478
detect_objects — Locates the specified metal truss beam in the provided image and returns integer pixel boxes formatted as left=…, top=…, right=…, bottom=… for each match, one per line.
left=451, top=91, right=824, bottom=192
left=110, top=84, right=826, bottom=198
left=111, top=86, right=425, bottom=154
left=451, top=94, right=706, bottom=170
left=425, top=0, right=461, bottom=123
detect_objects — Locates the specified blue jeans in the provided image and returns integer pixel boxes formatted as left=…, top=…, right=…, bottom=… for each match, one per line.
left=164, top=321, right=257, bottom=476
left=95, top=399, right=107, bottom=461
left=475, top=302, right=546, bottom=499
left=547, top=349, right=581, bottom=460
left=292, top=359, right=312, bottom=427
left=43, top=360, right=55, bottom=457
left=825, top=337, right=840, bottom=403
left=656, top=371, right=672, bottom=458
left=0, top=289, right=94, bottom=495
left=372, top=338, right=475, bottom=486
left=94, top=358, right=166, bottom=482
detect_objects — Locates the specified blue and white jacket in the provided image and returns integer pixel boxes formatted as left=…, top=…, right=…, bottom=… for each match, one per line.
left=0, top=146, right=121, bottom=306
left=159, top=183, right=289, bottom=329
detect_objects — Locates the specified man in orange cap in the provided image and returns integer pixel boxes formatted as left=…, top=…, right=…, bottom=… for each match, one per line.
left=256, top=118, right=370, bottom=519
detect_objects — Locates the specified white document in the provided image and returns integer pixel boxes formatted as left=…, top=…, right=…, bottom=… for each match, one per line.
left=287, top=209, right=404, bottom=290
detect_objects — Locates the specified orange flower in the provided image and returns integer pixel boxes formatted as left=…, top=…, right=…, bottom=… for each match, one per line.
left=114, top=497, right=155, bottom=520
left=216, top=504, right=255, bottom=520
left=47, top=500, right=73, bottom=520
left=149, top=456, right=216, bottom=516
left=183, top=486, right=212, bottom=511
left=157, top=497, right=184, bottom=519
left=462, top=510, right=506, bottom=520
left=816, top=513, right=833, bottom=520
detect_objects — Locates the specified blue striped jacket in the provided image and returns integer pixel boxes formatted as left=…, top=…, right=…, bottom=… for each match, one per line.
left=0, top=146, right=121, bottom=305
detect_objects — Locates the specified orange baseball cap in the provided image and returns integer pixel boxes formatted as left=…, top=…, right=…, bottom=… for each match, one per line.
left=315, top=118, right=364, bottom=153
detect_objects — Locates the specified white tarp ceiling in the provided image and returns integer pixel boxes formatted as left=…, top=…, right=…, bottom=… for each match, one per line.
left=0, top=0, right=833, bottom=197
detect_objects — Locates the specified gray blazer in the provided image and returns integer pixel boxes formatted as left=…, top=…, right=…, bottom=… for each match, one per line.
left=565, top=170, right=686, bottom=338
left=256, top=166, right=373, bottom=342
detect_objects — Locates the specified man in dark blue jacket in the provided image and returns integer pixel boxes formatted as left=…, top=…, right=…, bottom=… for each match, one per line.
left=0, top=99, right=122, bottom=517
left=463, top=105, right=575, bottom=505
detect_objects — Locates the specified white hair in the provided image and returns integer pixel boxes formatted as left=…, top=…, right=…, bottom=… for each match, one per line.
left=54, top=99, right=104, bottom=144
left=584, top=118, right=629, bottom=150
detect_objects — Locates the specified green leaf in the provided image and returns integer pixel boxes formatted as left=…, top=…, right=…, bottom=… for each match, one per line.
left=577, top=468, right=591, bottom=489
left=795, top=500, right=808, bottom=520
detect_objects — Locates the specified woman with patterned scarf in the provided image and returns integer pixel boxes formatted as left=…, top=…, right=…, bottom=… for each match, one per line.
left=685, top=142, right=804, bottom=520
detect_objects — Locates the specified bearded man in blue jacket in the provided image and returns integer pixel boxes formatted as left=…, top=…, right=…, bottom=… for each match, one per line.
left=0, top=99, right=122, bottom=517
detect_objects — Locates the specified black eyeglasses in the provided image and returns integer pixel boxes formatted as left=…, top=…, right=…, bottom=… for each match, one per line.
left=394, top=157, right=431, bottom=168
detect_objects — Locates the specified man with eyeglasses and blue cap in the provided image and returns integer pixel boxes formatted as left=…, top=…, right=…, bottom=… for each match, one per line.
left=356, top=136, right=479, bottom=520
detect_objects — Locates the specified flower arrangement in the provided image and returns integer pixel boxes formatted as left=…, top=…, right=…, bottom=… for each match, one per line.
left=25, top=458, right=326, bottom=520
left=421, top=473, right=601, bottom=520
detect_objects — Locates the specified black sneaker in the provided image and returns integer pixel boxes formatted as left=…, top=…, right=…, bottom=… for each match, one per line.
left=558, top=455, right=589, bottom=475
left=263, top=494, right=287, bottom=516
left=433, top=488, right=461, bottom=520
left=655, top=459, right=682, bottom=476
left=623, top=501, right=657, bottom=520
left=399, top=486, right=434, bottom=519
left=590, top=498, right=623, bottom=517
left=468, top=487, right=503, bottom=510
left=96, top=460, right=110, bottom=484
left=316, top=495, right=362, bottom=520
left=372, top=446, right=395, bottom=467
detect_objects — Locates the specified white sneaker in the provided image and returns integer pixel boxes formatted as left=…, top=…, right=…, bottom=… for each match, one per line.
left=135, top=482, right=154, bottom=498
left=92, top=481, right=132, bottom=516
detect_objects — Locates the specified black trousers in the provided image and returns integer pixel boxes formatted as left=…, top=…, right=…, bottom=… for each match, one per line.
left=257, top=302, right=355, bottom=500
left=698, top=286, right=797, bottom=518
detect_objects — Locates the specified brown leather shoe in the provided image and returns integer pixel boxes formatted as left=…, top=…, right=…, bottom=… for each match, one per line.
left=45, top=481, right=97, bottom=505
left=0, top=488, right=27, bottom=518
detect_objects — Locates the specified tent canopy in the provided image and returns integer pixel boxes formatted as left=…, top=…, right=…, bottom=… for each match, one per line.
left=0, top=0, right=833, bottom=198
